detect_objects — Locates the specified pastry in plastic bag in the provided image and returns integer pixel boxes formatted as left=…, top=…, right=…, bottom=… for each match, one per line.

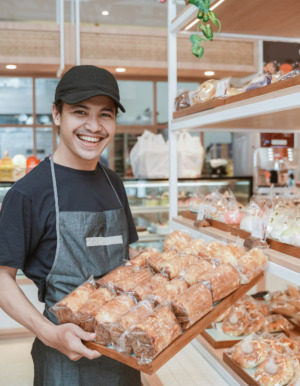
left=237, top=248, right=268, bottom=284
left=222, top=306, right=249, bottom=336
left=190, top=80, right=217, bottom=105
left=147, top=250, right=178, bottom=272
left=171, top=282, right=213, bottom=329
left=254, top=354, right=295, bottom=385
left=126, top=247, right=160, bottom=268
left=128, top=305, right=182, bottom=363
left=75, top=286, right=115, bottom=332
left=245, top=310, right=265, bottom=335
left=163, top=230, right=191, bottom=252
left=268, top=300, right=298, bottom=318
left=110, top=300, right=155, bottom=355
left=188, top=238, right=206, bottom=254
left=264, top=314, right=293, bottom=333
left=50, top=276, right=96, bottom=324
left=132, top=274, right=168, bottom=301
left=200, top=264, right=240, bottom=303
left=96, top=265, right=135, bottom=287
left=94, top=294, right=136, bottom=346
left=158, top=253, right=198, bottom=279
left=114, top=268, right=153, bottom=294
left=174, top=90, right=191, bottom=111
left=231, top=338, right=268, bottom=369
left=179, top=260, right=213, bottom=286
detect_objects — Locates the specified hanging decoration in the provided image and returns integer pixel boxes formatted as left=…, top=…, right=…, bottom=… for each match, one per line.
left=188, top=0, right=221, bottom=59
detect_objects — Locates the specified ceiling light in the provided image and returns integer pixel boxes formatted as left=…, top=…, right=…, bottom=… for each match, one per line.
left=210, top=0, right=225, bottom=11
left=115, top=68, right=126, bottom=73
left=204, top=71, right=215, bottom=76
left=6, top=64, right=17, bottom=70
left=102, top=10, right=109, bottom=16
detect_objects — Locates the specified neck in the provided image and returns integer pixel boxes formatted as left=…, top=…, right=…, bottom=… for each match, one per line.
left=52, top=151, right=99, bottom=171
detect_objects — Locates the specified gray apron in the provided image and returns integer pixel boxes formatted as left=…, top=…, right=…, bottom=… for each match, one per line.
left=31, top=157, right=141, bottom=386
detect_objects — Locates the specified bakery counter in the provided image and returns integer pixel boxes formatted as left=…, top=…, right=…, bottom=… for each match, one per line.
left=171, top=216, right=300, bottom=286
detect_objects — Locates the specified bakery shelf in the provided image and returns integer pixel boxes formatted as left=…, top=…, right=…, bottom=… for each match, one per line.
left=130, top=205, right=190, bottom=215
left=171, top=216, right=300, bottom=286
left=84, top=272, right=263, bottom=375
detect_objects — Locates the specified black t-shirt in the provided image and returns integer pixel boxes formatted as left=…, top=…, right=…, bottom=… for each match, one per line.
left=0, top=157, right=138, bottom=301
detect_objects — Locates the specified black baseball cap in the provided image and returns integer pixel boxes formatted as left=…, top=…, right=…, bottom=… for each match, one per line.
left=55, top=65, right=125, bottom=112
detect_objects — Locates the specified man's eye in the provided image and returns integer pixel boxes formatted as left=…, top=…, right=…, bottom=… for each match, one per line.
left=74, top=110, right=86, bottom=115
left=101, top=113, right=113, bottom=118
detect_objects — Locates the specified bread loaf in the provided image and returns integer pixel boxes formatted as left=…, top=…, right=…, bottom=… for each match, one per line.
left=200, top=264, right=240, bottom=303
left=129, top=305, right=182, bottom=362
left=179, top=260, right=213, bottom=286
left=171, top=282, right=213, bottom=329
left=237, top=248, right=268, bottom=284
left=94, top=294, right=136, bottom=345
left=127, top=247, right=160, bottom=268
left=96, top=266, right=135, bottom=287
left=75, top=287, right=115, bottom=332
left=147, top=250, right=178, bottom=272
left=114, top=268, right=153, bottom=294
left=53, top=280, right=96, bottom=324
left=132, top=274, right=169, bottom=301
left=163, top=231, right=191, bottom=252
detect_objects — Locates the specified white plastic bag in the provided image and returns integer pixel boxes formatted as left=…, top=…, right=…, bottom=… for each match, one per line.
left=177, top=132, right=204, bottom=178
left=129, top=130, right=169, bottom=178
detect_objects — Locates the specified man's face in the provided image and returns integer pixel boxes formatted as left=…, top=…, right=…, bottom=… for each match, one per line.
left=52, top=95, right=116, bottom=170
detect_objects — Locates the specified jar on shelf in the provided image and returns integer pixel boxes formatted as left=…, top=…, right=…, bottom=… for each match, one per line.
left=26, top=155, right=40, bottom=174
left=0, top=151, right=14, bottom=181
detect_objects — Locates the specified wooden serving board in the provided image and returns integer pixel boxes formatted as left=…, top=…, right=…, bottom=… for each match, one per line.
left=223, top=352, right=260, bottom=386
left=201, top=328, right=242, bottom=349
left=173, top=75, right=300, bottom=120
left=84, top=272, right=264, bottom=375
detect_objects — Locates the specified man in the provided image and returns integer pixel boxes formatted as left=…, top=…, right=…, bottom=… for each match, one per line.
left=0, top=65, right=141, bottom=385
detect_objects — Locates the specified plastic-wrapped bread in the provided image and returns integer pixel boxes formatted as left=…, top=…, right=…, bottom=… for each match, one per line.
left=132, top=274, right=169, bottom=301
left=254, top=354, right=295, bottom=386
left=205, top=241, right=225, bottom=258
left=96, top=265, right=135, bottom=287
left=128, top=305, right=182, bottom=363
left=200, top=264, right=240, bottom=303
left=264, top=314, right=294, bottom=333
left=231, top=338, right=268, bottom=369
left=114, top=268, right=153, bottom=294
left=158, top=253, right=198, bottom=279
left=147, top=250, right=178, bottom=272
left=163, top=230, right=191, bottom=252
left=50, top=277, right=96, bottom=324
left=171, top=282, right=213, bottom=329
left=188, top=238, right=206, bottom=254
left=179, top=260, right=213, bottom=286
left=110, top=300, right=155, bottom=355
left=126, top=247, right=160, bottom=268
left=237, top=248, right=268, bottom=284
left=268, top=300, right=299, bottom=317
left=150, top=278, right=188, bottom=305
left=222, top=306, right=250, bottom=336
left=94, top=294, right=136, bottom=346
left=75, top=287, right=115, bottom=332
left=218, top=244, right=246, bottom=266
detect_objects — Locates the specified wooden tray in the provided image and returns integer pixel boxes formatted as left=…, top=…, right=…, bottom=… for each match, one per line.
left=201, top=327, right=242, bottom=349
left=173, top=74, right=300, bottom=120
left=223, top=352, right=259, bottom=386
left=180, top=211, right=232, bottom=232
left=84, top=272, right=264, bottom=375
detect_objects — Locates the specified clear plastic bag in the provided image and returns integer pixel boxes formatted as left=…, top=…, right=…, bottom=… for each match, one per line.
left=49, top=276, right=96, bottom=324
left=237, top=248, right=268, bottom=284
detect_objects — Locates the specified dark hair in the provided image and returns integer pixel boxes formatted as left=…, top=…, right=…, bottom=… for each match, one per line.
left=53, top=99, right=119, bottom=116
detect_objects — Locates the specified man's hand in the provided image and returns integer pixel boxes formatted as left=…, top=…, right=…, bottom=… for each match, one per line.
left=42, top=323, right=102, bottom=361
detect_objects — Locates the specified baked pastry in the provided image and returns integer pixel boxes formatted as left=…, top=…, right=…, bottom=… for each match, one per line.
left=114, top=268, right=153, bottom=294
left=289, top=367, right=300, bottom=386
left=268, top=300, right=298, bottom=317
left=158, top=253, right=198, bottom=279
left=188, top=238, right=206, bottom=254
left=96, top=266, right=135, bottom=287
left=127, top=247, right=160, bottom=268
left=163, top=231, right=191, bottom=252
left=285, top=285, right=300, bottom=298
left=237, top=248, right=268, bottom=284
left=163, top=278, right=189, bottom=301
left=53, top=280, right=96, bottom=324
left=132, top=274, right=168, bottom=301
left=179, top=260, right=213, bottom=286
left=205, top=241, right=225, bottom=258
left=110, top=300, right=155, bottom=355
left=231, top=339, right=268, bottom=368
left=129, top=305, right=182, bottom=361
left=147, top=250, right=178, bottom=272
left=264, top=314, right=293, bottom=333
left=222, top=307, right=249, bottom=336
left=75, top=287, right=115, bottom=332
left=245, top=311, right=265, bottom=335
left=288, top=298, right=300, bottom=311
left=200, top=264, right=240, bottom=303
left=254, top=354, right=295, bottom=385
left=171, top=282, right=213, bottom=329
left=219, top=244, right=245, bottom=266
left=277, top=335, right=299, bottom=353
left=94, top=294, right=136, bottom=346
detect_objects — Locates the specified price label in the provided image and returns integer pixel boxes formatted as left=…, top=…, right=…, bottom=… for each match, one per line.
left=197, top=204, right=205, bottom=221
left=251, top=217, right=264, bottom=240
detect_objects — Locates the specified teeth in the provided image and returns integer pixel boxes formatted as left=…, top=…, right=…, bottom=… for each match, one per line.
left=78, top=135, right=100, bottom=143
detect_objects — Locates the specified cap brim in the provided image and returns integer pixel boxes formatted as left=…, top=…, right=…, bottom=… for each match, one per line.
left=61, top=91, right=126, bottom=113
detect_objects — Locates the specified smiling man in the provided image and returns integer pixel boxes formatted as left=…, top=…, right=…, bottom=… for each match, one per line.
left=0, top=66, right=141, bottom=386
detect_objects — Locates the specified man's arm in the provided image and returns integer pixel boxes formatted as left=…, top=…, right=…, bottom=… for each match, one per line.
left=0, top=266, right=101, bottom=361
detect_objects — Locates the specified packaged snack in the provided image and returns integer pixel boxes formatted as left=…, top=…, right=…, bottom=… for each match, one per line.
left=128, top=305, right=182, bottom=364
left=96, top=265, right=136, bottom=288
left=174, top=89, right=191, bottom=111
left=222, top=306, right=250, bottom=336
left=50, top=276, right=96, bottom=324
left=171, top=282, right=213, bottom=329
left=94, top=294, right=136, bottom=346
left=230, top=337, right=268, bottom=369
left=163, top=230, right=192, bottom=252
left=126, top=247, right=160, bottom=268
left=179, top=260, right=213, bottom=286
left=237, top=248, right=268, bottom=284
left=254, top=354, right=295, bottom=385
left=131, top=274, right=168, bottom=302
left=114, top=268, right=153, bottom=294
left=190, top=80, right=217, bottom=105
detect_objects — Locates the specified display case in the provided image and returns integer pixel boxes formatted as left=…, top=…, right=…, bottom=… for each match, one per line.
left=124, top=176, right=252, bottom=249
left=0, top=182, right=13, bottom=209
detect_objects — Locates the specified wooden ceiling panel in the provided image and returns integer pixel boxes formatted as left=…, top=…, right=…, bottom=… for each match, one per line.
left=190, top=0, right=300, bottom=38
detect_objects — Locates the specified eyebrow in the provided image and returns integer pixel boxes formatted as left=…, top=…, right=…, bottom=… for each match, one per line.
left=71, top=104, right=115, bottom=113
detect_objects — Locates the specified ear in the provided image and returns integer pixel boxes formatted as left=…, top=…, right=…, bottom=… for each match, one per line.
left=52, top=104, right=61, bottom=126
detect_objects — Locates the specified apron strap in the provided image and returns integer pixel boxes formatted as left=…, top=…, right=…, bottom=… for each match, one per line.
left=49, top=155, right=61, bottom=245
left=99, top=163, right=123, bottom=208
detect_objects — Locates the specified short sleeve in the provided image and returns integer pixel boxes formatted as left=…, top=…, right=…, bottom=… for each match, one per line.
left=0, top=189, right=32, bottom=269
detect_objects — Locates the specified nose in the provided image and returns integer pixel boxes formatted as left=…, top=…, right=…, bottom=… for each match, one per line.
left=84, top=114, right=102, bottom=132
